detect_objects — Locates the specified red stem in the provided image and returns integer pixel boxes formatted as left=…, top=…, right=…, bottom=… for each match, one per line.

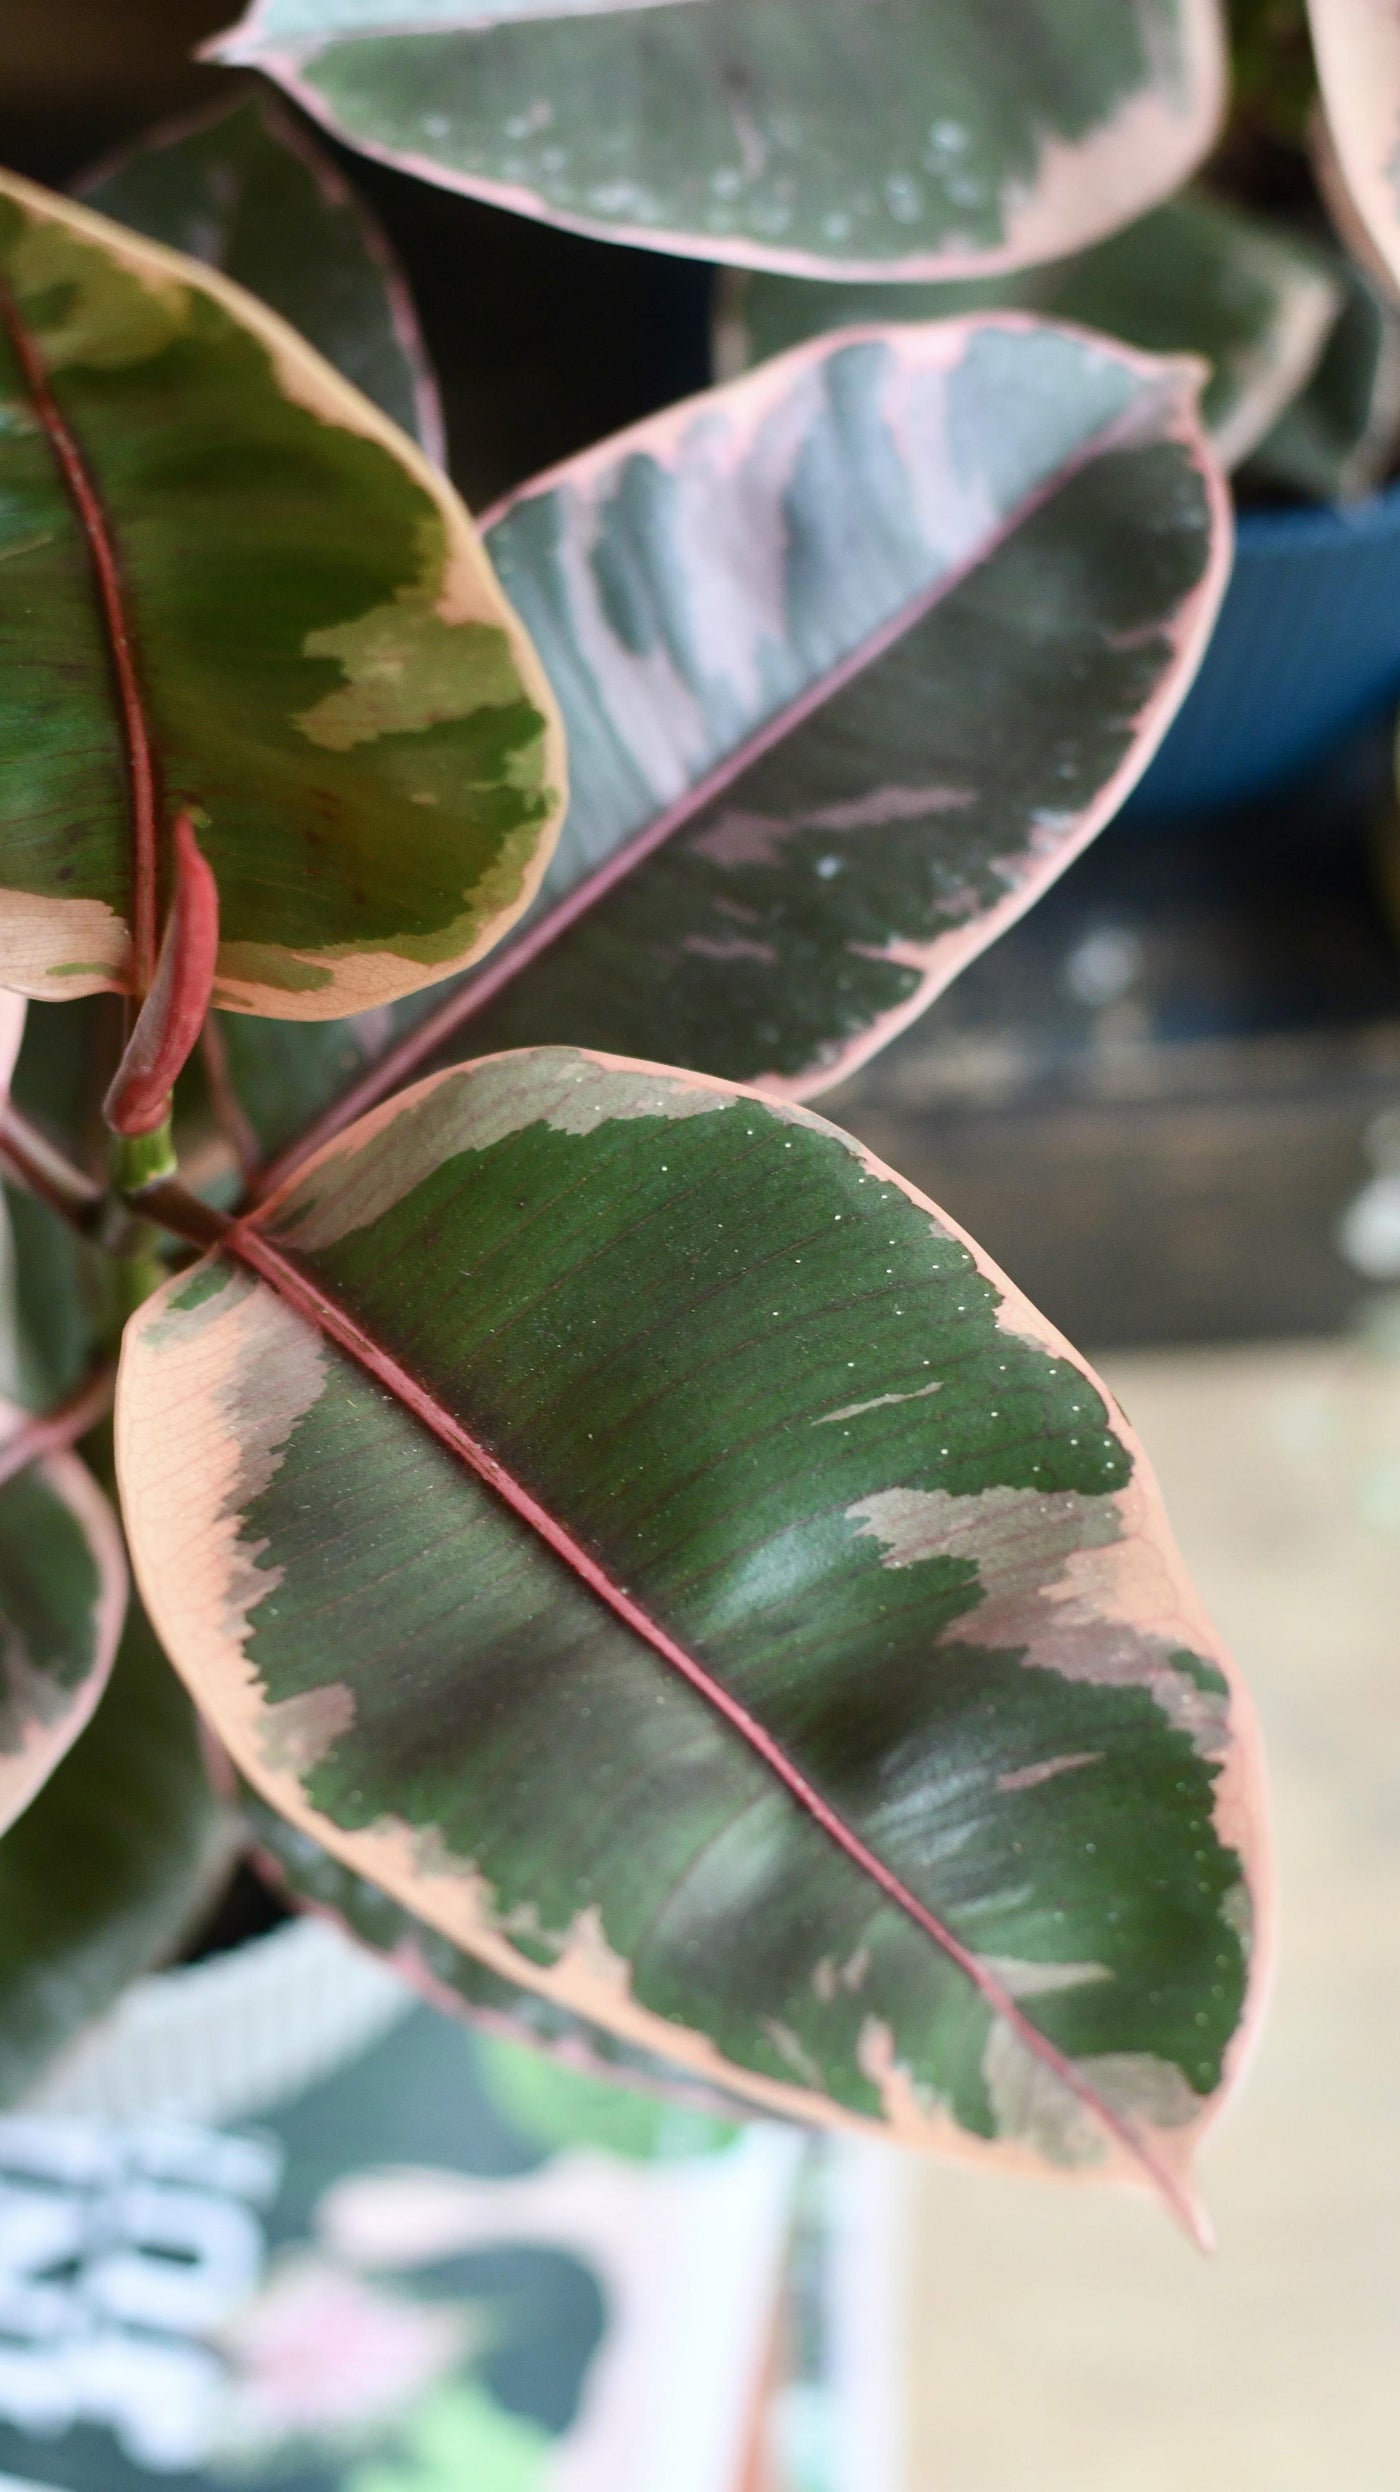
left=0, top=278, right=160, bottom=995
left=0, top=1365, right=116, bottom=1493
left=0, top=1101, right=104, bottom=1235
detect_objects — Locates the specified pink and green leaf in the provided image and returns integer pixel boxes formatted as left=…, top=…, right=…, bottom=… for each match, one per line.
left=0, top=169, right=564, bottom=1018
left=223, top=317, right=1230, bottom=1176
left=1244, top=251, right=1400, bottom=501
left=1310, top=0, right=1400, bottom=293
left=117, top=1046, right=1268, bottom=2211
left=78, top=86, right=445, bottom=460
left=250, top=1795, right=762, bottom=2125
left=204, top=0, right=1227, bottom=281
left=0, top=1599, right=229, bottom=2103
left=724, top=189, right=1342, bottom=471
left=0, top=1394, right=126, bottom=1839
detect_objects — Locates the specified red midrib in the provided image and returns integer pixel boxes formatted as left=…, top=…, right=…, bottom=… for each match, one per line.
left=220, top=1209, right=1204, bottom=2239
left=253, top=386, right=1161, bottom=1200
left=0, top=277, right=159, bottom=994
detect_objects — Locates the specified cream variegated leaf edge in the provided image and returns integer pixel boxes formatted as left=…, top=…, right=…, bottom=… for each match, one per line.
left=0, top=170, right=566, bottom=1018
left=118, top=1049, right=1270, bottom=2217
left=0, top=1408, right=127, bottom=1838
left=1310, top=0, right=1400, bottom=294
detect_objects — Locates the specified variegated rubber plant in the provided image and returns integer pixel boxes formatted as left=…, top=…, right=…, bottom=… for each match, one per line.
left=0, top=69, right=1275, bottom=2237
left=200, top=1, right=1400, bottom=504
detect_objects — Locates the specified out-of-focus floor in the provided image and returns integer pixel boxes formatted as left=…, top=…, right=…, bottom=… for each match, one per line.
left=905, top=1329, right=1400, bottom=2490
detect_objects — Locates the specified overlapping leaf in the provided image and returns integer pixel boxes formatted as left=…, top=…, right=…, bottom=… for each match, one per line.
left=250, top=1797, right=757, bottom=2122
left=1310, top=0, right=1400, bottom=292
left=0, top=169, right=564, bottom=1016
left=118, top=1047, right=1267, bottom=2206
left=204, top=0, right=1226, bottom=280
left=79, top=89, right=444, bottom=459
left=0, top=998, right=127, bottom=1414
left=0, top=1401, right=126, bottom=1839
left=0, top=1601, right=228, bottom=2104
left=218, top=318, right=1230, bottom=1175
left=1245, top=253, right=1400, bottom=502
left=723, top=190, right=1341, bottom=471
left=0, top=998, right=128, bottom=1839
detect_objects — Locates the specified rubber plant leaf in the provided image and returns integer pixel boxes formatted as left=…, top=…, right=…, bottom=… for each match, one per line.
left=0, top=168, right=565, bottom=1017
left=0, top=998, right=129, bottom=1417
left=249, top=1796, right=761, bottom=2124
left=0, top=996, right=23, bottom=1095
left=0, top=1599, right=229, bottom=2105
left=78, top=87, right=445, bottom=460
left=1309, top=0, right=1400, bottom=292
left=117, top=1048, right=1269, bottom=2216
left=1244, top=252, right=1400, bottom=503
left=202, top=0, right=1227, bottom=281
left=0, top=1393, right=126, bottom=1838
left=723, top=189, right=1342, bottom=472
left=224, top=318, right=1230, bottom=1178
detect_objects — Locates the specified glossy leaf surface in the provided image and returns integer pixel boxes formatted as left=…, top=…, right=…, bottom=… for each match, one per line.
left=0, top=169, right=564, bottom=1016
left=119, top=1049, right=1267, bottom=2204
left=1310, top=0, right=1400, bottom=291
left=0, top=1601, right=228, bottom=2104
left=725, top=190, right=1341, bottom=470
left=205, top=0, right=1225, bottom=280
left=0, top=1405, right=126, bottom=1837
left=79, top=89, right=445, bottom=460
left=223, top=319, right=1230, bottom=1171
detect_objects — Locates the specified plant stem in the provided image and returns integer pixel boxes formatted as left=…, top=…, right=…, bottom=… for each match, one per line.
left=130, top=1177, right=233, bottom=1258
left=0, top=1101, right=104, bottom=1236
left=110, top=1117, right=177, bottom=1196
left=0, top=1365, right=117, bottom=1492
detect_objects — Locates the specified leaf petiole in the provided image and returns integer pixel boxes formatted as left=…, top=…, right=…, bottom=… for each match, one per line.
left=109, top=1119, right=178, bottom=1198
left=0, top=1100, right=105, bottom=1237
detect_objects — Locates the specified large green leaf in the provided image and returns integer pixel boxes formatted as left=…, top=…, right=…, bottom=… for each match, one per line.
left=0, top=1598, right=229, bottom=2103
left=1310, top=0, right=1400, bottom=292
left=222, top=319, right=1230, bottom=1175
left=204, top=0, right=1226, bottom=280
left=118, top=1048, right=1267, bottom=2212
left=724, top=190, right=1341, bottom=471
left=0, top=1403, right=126, bottom=1837
left=0, top=168, right=564, bottom=1017
left=79, top=89, right=444, bottom=460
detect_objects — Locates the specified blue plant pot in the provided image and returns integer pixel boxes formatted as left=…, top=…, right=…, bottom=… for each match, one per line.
left=1127, top=473, right=1400, bottom=819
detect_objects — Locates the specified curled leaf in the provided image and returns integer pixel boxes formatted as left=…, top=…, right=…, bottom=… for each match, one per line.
left=105, top=815, right=219, bottom=1136
left=0, top=1391, right=126, bottom=1838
